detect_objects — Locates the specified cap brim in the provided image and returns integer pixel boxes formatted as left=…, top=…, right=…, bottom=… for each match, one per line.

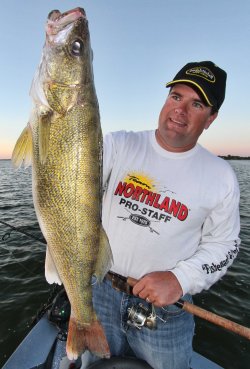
left=166, top=79, right=213, bottom=107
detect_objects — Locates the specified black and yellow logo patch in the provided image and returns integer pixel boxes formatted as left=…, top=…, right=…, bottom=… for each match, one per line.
left=186, top=66, right=216, bottom=83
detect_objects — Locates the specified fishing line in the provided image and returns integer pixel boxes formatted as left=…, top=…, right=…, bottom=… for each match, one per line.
left=0, top=219, right=46, bottom=276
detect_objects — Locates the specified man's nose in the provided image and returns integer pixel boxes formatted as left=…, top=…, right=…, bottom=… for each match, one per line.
left=174, top=102, right=188, bottom=114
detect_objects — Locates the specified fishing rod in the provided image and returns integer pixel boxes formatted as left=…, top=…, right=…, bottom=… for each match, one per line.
left=1, top=219, right=250, bottom=340
left=0, top=220, right=46, bottom=244
left=127, top=277, right=250, bottom=340
left=0, top=219, right=47, bottom=279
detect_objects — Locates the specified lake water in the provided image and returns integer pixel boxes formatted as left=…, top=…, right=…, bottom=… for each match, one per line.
left=0, top=159, right=249, bottom=368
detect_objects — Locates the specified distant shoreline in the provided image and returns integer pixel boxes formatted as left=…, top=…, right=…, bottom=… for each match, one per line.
left=1, top=155, right=250, bottom=161
left=218, top=155, right=250, bottom=160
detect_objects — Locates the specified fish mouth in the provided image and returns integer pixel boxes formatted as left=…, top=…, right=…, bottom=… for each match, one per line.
left=47, top=7, right=86, bottom=35
left=47, top=9, right=61, bottom=22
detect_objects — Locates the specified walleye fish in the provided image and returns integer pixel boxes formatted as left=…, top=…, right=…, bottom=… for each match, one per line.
left=12, top=8, right=112, bottom=360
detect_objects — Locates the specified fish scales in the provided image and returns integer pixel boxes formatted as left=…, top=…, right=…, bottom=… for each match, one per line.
left=12, top=7, right=112, bottom=360
left=32, top=103, right=106, bottom=335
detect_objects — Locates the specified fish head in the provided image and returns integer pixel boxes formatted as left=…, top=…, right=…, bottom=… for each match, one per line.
left=45, top=8, right=92, bottom=85
left=30, top=7, right=94, bottom=112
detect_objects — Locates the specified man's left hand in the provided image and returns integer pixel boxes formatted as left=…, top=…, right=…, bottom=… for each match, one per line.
left=131, top=271, right=183, bottom=307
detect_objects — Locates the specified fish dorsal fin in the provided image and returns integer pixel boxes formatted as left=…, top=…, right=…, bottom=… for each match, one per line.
left=94, top=226, right=113, bottom=282
left=45, top=246, right=62, bottom=285
left=12, top=124, right=33, bottom=169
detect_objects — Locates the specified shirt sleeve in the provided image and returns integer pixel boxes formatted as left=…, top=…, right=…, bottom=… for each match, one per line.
left=171, top=174, right=241, bottom=296
left=103, top=132, right=117, bottom=188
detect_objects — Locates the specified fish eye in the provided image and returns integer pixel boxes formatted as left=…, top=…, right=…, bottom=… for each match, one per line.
left=71, top=39, right=84, bottom=56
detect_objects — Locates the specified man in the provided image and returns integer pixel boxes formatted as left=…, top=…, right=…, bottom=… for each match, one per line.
left=82, top=61, right=240, bottom=369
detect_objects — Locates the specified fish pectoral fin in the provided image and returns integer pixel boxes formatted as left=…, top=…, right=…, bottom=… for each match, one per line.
left=38, top=110, right=53, bottom=164
left=94, top=226, right=113, bottom=282
left=11, top=124, right=33, bottom=169
left=45, top=246, right=62, bottom=285
left=45, top=83, right=77, bottom=115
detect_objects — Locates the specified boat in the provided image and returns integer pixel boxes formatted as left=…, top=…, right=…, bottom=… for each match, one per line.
left=2, top=289, right=223, bottom=369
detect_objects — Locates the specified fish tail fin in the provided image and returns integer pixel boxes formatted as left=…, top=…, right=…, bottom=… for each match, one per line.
left=12, top=124, right=33, bottom=169
left=94, top=225, right=113, bottom=282
left=66, top=316, right=110, bottom=360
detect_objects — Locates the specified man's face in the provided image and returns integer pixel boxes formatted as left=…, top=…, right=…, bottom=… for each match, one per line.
left=156, top=83, right=218, bottom=152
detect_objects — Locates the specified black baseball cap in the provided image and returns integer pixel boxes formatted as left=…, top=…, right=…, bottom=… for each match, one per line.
left=166, top=61, right=227, bottom=110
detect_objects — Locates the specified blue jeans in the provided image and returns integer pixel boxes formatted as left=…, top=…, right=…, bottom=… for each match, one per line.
left=81, top=278, right=194, bottom=369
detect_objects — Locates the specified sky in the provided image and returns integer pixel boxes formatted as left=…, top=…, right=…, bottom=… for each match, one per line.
left=0, top=0, right=249, bottom=159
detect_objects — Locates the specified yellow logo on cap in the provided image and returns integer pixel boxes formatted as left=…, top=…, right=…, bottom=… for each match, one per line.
left=186, top=67, right=216, bottom=83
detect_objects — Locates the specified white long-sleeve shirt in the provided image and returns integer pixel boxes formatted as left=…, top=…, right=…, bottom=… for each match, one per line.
left=102, top=130, right=241, bottom=295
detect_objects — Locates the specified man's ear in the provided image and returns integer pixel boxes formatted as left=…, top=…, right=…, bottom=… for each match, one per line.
left=205, top=111, right=218, bottom=130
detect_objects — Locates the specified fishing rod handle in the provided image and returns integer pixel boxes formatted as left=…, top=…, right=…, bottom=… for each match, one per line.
left=127, top=276, right=250, bottom=340
left=179, top=299, right=250, bottom=340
